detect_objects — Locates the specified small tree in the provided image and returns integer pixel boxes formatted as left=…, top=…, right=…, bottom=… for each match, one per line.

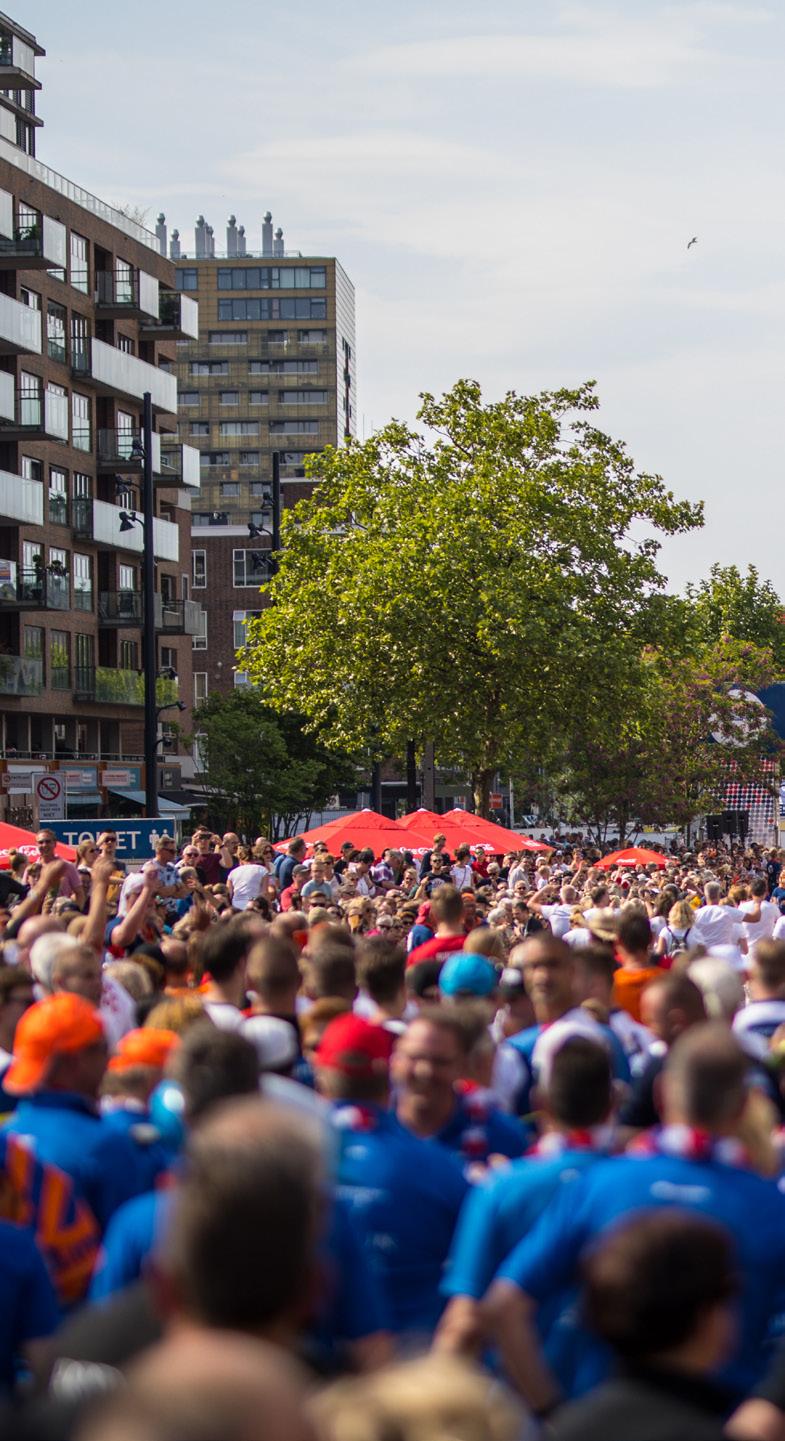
left=193, top=691, right=356, bottom=839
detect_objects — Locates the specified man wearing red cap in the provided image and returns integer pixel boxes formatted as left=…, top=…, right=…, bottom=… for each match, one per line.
left=314, top=1013, right=468, bottom=1341
left=2, top=995, right=150, bottom=1230
left=100, top=1029, right=180, bottom=1190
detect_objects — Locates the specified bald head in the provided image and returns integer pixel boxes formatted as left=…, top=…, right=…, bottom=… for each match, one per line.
left=662, top=1022, right=748, bottom=1132
left=78, top=1328, right=313, bottom=1441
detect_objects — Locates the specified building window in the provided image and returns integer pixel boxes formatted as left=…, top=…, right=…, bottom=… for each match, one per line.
left=249, top=391, right=268, bottom=405
left=199, top=451, right=230, bottom=468
left=279, top=390, right=327, bottom=405
left=240, top=452, right=260, bottom=466
left=299, top=330, right=326, bottom=344
left=269, top=419, right=318, bottom=434
left=23, top=625, right=43, bottom=660
left=192, top=607, right=207, bottom=650
left=233, top=549, right=269, bottom=586
left=209, top=331, right=247, bottom=345
left=119, top=564, right=135, bottom=593
left=249, top=360, right=269, bottom=375
left=73, top=553, right=92, bottom=610
left=179, top=391, right=199, bottom=405
left=70, top=232, right=89, bottom=293
left=194, top=672, right=208, bottom=704
left=72, top=392, right=91, bottom=451
left=19, top=369, right=41, bottom=426
left=73, top=471, right=92, bottom=499
left=71, top=314, right=89, bottom=374
left=118, top=334, right=134, bottom=354
left=234, top=671, right=250, bottom=687
left=220, top=482, right=239, bottom=498
left=20, top=286, right=40, bottom=310
left=190, top=360, right=228, bottom=377
left=120, top=639, right=138, bottom=669
left=216, top=266, right=326, bottom=290
left=219, top=390, right=239, bottom=405
left=217, top=297, right=326, bottom=322
left=176, top=268, right=198, bottom=291
left=48, top=468, right=68, bottom=525
left=21, top=455, right=42, bottom=482
left=50, top=630, right=69, bottom=690
left=190, top=422, right=209, bottom=437
left=46, top=301, right=66, bottom=363
left=192, top=550, right=206, bottom=588
left=219, top=421, right=258, bottom=437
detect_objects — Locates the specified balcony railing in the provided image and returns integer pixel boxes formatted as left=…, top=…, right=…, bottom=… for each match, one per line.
left=159, top=441, right=200, bottom=489
left=96, top=428, right=162, bottom=474
left=0, top=33, right=38, bottom=86
left=95, top=269, right=159, bottom=320
left=73, top=666, right=178, bottom=707
left=98, top=591, right=142, bottom=626
left=0, top=568, right=70, bottom=611
left=0, top=469, right=43, bottom=525
left=154, top=597, right=204, bottom=636
left=0, top=292, right=41, bottom=355
left=0, top=654, right=42, bottom=696
left=0, top=213, right=67, bottom=270
left=47, top=491, right=68, bottom=526
left=0, top=386, right=69, bottom=440
left=141, top=290, right=199, bottom=341
left=72, top=337, right=177, bottom=413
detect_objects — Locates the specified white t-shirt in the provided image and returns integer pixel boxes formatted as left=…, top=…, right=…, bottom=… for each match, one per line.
left=100, top=974, right=137, bottom=1052
left=540, top=903, right=573, bottom=939
left=773, top=915, right=785, bottom=943
left=451, top=863, right=475, bottom=890
left=739, top=900, right=780, bottom=955
left=229, top=863, right=267, bottom=910
left=204, top=1000, right=245, bottom=1032
left=690, top=905, right=746, bottom=950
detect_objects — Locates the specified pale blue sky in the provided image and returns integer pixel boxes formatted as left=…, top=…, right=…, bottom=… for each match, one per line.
left=21, top=0, right=785, bottom=590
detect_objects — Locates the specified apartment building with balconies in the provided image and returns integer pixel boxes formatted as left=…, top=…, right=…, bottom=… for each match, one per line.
left=0, top=13, right=204, bottom=819
left=164, top=210, right=355, bottom=713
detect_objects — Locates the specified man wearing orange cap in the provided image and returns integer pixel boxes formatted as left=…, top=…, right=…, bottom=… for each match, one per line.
left=2, top=995, right=149, bottom=1231
left=100, top=1029, right=180, bottom=1190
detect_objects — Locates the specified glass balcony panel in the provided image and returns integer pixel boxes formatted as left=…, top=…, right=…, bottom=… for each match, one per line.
left=0, top=291, right=41, bottom=354
left=0, top=654, right=42, bottom=695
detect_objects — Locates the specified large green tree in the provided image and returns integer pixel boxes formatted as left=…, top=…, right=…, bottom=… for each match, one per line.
left=193, top=691, right=356, bottom=840
left=242, top=380, right=703, bottom=814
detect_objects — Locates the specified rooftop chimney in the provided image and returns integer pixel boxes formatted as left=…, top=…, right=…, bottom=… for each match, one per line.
left=155, top=213, right=167, bottom=257
left=237, top=224, right=246, bottom=256
left=262, top=211, right=273, bottom=257
left=273, top=226, right=284, bottom=258
left=206, top=224, right=215, bottom=258
left=195, top=215, right=208, bottom=259
left=227, top=214, right=238, bottom=257
left=169, top=228, right=181, bottom=260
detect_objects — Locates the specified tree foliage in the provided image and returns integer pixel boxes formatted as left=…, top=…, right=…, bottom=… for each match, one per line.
left=242, top=380, right=703, bottom=814
left=193, top=691, right=355, bottom=840
left=685, top=564, right=785, bottom=673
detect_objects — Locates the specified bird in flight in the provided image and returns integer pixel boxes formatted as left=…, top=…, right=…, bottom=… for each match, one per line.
left=687, top=236, right=698, bottom=249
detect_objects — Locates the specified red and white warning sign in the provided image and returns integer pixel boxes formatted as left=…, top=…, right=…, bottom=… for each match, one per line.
left=35, top=773, right=65, bottom=822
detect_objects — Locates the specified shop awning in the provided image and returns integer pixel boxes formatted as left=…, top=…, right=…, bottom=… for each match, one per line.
left=108, top=788, right=192, bottom=816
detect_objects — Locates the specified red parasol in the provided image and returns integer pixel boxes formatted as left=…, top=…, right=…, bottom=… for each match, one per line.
left=273, top=808, right=432, bottom=860
left=396, top=808, right=478, bottom=855
left=0, top=820, right=77, bottom=869
left=596, top=847, right=668, bottom=870
left=442, top=809, right=553, bottom=854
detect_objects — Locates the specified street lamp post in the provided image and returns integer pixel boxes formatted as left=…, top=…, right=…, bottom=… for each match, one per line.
left=142, top=392, right=157, bottom=819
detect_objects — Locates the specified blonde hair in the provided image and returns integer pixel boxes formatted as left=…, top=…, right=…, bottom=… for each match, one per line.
left=144, top=995, right=208, bottom=1035
left=311, top=1355, right=520, bottom=1441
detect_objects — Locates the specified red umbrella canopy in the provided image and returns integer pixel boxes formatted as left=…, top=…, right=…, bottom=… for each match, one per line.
left=0, top=820, right=77, bottom=869
left=396, top=809, right=475, bottom=854
left=273, top=808, right=431, bottom=860
left=596, top=847, right=668, bottom=870
left=442, top=809, right=553, bottom=854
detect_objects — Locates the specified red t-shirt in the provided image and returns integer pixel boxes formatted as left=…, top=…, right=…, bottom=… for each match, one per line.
left=406, top=934, right=465, bottom=969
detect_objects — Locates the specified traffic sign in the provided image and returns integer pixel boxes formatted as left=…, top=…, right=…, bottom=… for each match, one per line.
left=488, top=793, right=503, bottom=810
left=35, top=773, right=64, bottom=821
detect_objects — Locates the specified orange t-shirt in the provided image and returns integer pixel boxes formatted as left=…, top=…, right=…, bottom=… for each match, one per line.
left=612, top=964, right=662, bottom=1024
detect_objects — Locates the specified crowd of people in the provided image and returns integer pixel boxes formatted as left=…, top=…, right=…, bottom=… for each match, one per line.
left=0, top=822, right=785, bottom=1437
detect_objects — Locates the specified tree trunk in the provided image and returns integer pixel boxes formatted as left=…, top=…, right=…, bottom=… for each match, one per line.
left=406, top=740, right=418, bottom=812
left=472, top=768, right=495, bottom=818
